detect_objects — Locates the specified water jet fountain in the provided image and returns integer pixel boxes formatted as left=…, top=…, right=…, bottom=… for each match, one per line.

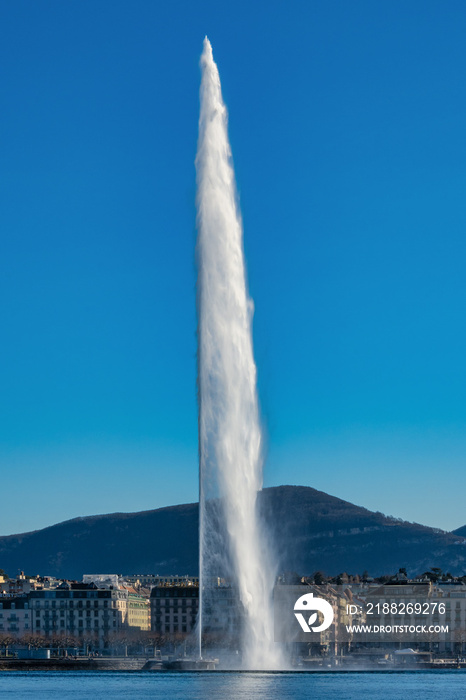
left=195, top=37, right=283, bottom=670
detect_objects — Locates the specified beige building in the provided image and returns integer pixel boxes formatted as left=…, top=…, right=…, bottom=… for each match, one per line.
left=26, top=580, right=150, bottom=647
left=436, top=584, right=466, bottom=654
left=28, top=582, right=126, bottom=645
left=122, top=586, right=150, bottom=631
left=1, top=573, right=42, bottom=596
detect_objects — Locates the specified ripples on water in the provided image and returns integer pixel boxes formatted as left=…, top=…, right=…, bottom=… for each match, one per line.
left=0, top=671, right=464, bottom=700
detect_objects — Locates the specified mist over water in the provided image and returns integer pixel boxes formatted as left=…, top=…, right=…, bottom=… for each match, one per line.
left=195, top=37, right=282, bottom=669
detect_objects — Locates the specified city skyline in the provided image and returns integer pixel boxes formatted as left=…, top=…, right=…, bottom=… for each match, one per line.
left=1, top=1, right=466, bottom=535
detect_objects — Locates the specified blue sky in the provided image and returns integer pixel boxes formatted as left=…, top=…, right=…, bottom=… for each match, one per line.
left=1, top=1, right=465, bottom=535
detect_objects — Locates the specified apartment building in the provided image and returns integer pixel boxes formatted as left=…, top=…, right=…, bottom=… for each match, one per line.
left=150, top=584, right=199, bottom=635
left=125, top=574, right=199, bottom=589
left=0, top=597, right=31, bottom=635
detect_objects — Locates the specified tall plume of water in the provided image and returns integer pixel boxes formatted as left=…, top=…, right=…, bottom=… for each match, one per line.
left=195, top=37, right=282, bottom=669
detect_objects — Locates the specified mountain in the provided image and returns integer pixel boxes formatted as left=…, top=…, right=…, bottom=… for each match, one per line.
left=453, top=525, right=466, bottom=538
left=1, top=486, right=465, bottom=579
left=260, top=486, right=466, bottom=577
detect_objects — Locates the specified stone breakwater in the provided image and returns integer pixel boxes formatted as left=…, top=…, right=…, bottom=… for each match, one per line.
left=0, top=657, right=147, bottom=671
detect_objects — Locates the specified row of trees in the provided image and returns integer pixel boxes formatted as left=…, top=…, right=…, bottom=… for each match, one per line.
left=304, top=567, right=466, bottom=585
left=0, top=629, right=197, bottom=656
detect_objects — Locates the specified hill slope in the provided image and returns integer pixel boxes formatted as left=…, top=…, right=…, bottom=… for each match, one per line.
left=1, top=486, right=465, bottom=579
left=453, top=525, right=466, bottom=538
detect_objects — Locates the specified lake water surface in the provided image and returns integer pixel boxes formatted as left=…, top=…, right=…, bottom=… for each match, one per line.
left=0, top=670, right=464, bottom=699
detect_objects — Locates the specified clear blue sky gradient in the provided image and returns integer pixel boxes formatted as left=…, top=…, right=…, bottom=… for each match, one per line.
left=1, top=1, right=465, bottom=534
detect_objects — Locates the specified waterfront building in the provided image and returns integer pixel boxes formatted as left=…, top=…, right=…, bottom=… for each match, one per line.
left=26, top=580, right=150, bottom=647
left=0, top=597, right=31, bottom=635
left=274, top=582, right=365, bottom=660
left=436, top=583, right=466, bottom=655
left=124, top=574, right=198, bottom=589
left=360, top=581, right=466, bottom=655
left=201, top=582, right=242, bottom=638
left=28, top=582, right=126, bottom=645
left=121, top=585, right=150, bottom=631
left=4, top=572, right=40, bottom=596
left=82, top=574, right=119, bottom=588
left=150, top=584, right=199, bottom=635
left=0, top=572, right=58, bottom=596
